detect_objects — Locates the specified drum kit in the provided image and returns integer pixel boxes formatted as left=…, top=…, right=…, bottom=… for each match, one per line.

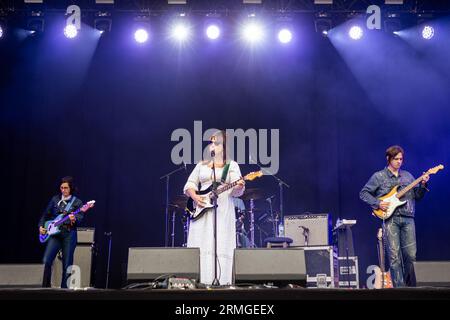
left=168, top=188, right=280, bottom=248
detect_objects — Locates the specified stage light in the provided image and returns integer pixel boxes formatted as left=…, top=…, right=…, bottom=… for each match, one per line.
left=95, top=19, right=112, bottom=34
left=277, top=28, right=292, bottom=44
left=0, top=26, right=3, bottom=39
left=27, top=18, right=45, bottom=33
left=171, top=23, right=191, bottom=42
left=348, top=25, right=363, bottom=40
left=422, top=25, right=434, bottom=40
left=315, top=18, right=332, bottom=37
left=384, top=17, right=401, bottom=34
left=134, top=28, right=149, bottom=43
left=242, top=22, right=264, bottom=43
left=64, top=24, right=78, bottom=39
left=206, top=24, right=220, bottom=40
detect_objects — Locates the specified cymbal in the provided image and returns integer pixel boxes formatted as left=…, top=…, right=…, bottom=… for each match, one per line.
left=170, top=194, right=188, bottom=209
left=240, top=188, right=265, bottom=200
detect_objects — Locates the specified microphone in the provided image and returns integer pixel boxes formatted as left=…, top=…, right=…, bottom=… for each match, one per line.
left=266, top=195, right=275, bottom=202
left=211, top=150, right=215, bottom=157
left=299, top=226, right=309, bottom=232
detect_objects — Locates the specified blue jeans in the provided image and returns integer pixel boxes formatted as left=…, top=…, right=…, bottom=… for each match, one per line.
left=385, top=216, right=417, bottom=287
left=42, top=229, right=77, bottom=288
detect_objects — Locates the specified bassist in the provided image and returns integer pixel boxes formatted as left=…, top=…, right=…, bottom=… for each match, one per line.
left=38, top=176, right=86, bottom=288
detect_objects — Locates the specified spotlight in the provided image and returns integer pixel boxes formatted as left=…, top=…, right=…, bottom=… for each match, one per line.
left=206, top=24, right=220, bottom=40
left=171, top=23, right=190, bottom=42
left=315, top=18, right=332, bottom=37
left=422, top=25, right=434, bottom=40
left=242, top=22, right=264, bottom=43
left=95, top=17, right=112, bottom=34
left=277, top=28, right=292, bottom=44
left=64, top=24, right=78, bottom=39
left=0, top=25, right=3, bottom=39
left=348, top=25, right=363, bottom=40
left=27, top=18, right=45, bottom=33
left=134, top=28, right=149, bottom=43
left=384, top=19, right=401, bottom=34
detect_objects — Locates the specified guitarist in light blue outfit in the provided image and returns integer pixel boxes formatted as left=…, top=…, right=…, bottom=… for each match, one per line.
left=38, top=176, right=85, bottom=288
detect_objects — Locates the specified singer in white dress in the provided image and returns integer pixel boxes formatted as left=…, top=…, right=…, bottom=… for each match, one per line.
left=183, top=131, right=245, bottom=285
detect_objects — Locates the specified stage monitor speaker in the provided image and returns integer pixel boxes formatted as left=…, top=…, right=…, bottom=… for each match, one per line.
left=234, top=248, right=306, bottom=285
left=0, top=264, right=44, bottom=288
left=52, top=245, right=93, bottom=288
left=414, top=261, right=450, bottom=287
left=284, top=213, right=332, bottom=246
left=127, top=247, right=200, bottom=282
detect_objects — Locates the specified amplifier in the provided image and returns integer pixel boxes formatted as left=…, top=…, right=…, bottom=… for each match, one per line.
left=77, top=227, right=95, bottom=244
left=52, top=245, right=93, bottom=288
left=285, top=214, right=332, bottom=246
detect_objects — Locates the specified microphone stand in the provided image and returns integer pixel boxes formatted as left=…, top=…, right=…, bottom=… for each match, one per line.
left=266, top=197, right=276, bottom=237
left=250, top=157, right=290, bottom=236
left=211, top=151, right=220, bottom=286
left=104, top=232, right=112, bottom=289
left=160, top=163, right=186, bottom=247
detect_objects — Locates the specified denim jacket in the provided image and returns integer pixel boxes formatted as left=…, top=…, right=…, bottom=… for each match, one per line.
left=360, top=168, right=427, bottom=217
left=39, top=195, right=84, bottom=230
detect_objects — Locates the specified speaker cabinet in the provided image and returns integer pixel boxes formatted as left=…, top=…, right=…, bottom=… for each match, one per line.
left=0, top=264, right=44, bottom=288
left=414, top=261, right=450, bottom=287
left=284, top=214, right=332, bottom=246
left=51, top=245, right=93, bottom=288
left=234, top=248, right=306, bottom=285
left=127, top=247, right=200, bottom=283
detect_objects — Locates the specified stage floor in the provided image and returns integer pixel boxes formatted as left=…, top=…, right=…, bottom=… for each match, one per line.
left=1, top=286, right=450, bottom=300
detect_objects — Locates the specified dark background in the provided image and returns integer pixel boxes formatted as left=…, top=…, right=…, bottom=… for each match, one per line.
left=1, top=11, right=449, bottom=289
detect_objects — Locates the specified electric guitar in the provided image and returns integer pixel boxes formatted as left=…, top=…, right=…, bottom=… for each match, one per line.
left=372, top=164, right=444, bottom=220
left=374, top=227, right=393, bottom=289
left=39, top=200, right=95, bottom=243
left=186, top=171, right=263, bottom=221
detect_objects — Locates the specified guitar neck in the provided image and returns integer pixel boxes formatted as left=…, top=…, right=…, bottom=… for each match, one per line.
left=54, top=207, right=83, bottom=227
left=216, top=179, right=242, bottom=196
left=396, top=175, right=425, bottom=199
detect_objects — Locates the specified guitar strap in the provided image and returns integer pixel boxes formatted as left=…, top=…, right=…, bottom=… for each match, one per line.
left=63, top=196, right=77, bottom=214
left=220, top=163, right=231, bottom=183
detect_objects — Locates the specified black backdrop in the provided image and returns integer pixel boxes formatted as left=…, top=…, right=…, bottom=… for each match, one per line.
left=1, top=14, right=449, bottom=288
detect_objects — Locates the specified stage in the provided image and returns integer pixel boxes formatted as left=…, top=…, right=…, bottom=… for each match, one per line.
left=1, top=287, right=450, bottom=300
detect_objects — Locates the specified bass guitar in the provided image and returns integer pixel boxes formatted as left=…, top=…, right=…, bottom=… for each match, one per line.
left=39, top=200, right=95, bottom=243
left=372, top=164, right=443, bottom=220
left=186, top=171, right=262, bottom=221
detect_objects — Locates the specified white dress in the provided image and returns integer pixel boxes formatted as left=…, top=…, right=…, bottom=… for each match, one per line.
left=183, top=160, right=244, bottom=285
